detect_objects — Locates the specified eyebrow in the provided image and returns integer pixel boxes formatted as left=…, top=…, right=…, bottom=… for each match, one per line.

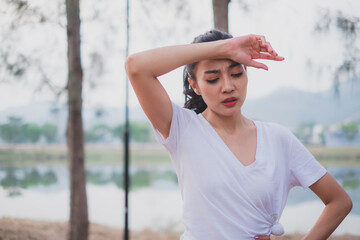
left=204, top=62, right=241, bottom=74
left=204, top=69, right=220, bottom=74
left=229, top=62, right=241, bottom=69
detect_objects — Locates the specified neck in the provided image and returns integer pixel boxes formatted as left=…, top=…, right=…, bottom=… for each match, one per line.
left=202, top=108, right=250, bottom=134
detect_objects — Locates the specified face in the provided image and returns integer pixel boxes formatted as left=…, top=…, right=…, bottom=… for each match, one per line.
left=189, top=59, right=248, bottom=117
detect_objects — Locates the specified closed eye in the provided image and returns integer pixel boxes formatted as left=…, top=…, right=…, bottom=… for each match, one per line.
left=232, top=72, right=243, bottom=78
left=206, top=78, right=219, bottom=84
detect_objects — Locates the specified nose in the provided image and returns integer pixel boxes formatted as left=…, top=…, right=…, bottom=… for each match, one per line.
left=221, top=76, right=234, bottom=93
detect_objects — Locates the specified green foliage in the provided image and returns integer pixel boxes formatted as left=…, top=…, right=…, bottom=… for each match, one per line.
left=0, top=168, right=21, bottom=189
left=43, top=170, right=57, bottom=186
left=112, top=124, right=124, bottom=142
left=0, top=167, right=58, bottom=197
left=319, top=130, right=326, bottom=145
left=0, top=116, right=23, bottom=143
left=111, top=171, right=124, bottom=189
left=343, top=171, right=360, bottom=190
left=0, top=166, right=178, bottom=193
left=131, top=170, right=152, bottom=189
left=0, top=118, right=153, bottom=144
left=161, top=170, right=178, bottom=184
left=86, top=170, right=110, bottom=185
left=0, top=117, right=58, bottom=144
left=342, top=122, right=359, bottom=141
left=85, top=124, right=111, bottom=143
left=294, top=122, right=315, bottom=144
left=22, top=168, right=42, bottom=188
left=130, top=122, right=152, bottom=142
left=42, top=124, right=57, bottom=143
left=112, top=122, right=153, bottom=143
left=21, top=123, right=41, bottom=143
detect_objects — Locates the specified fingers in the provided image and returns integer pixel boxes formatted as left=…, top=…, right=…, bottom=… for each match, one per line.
left=255, top=35, right=266, bottom=49
left=257, top=53, right=285, bottom=61
left=239, top=34, right=284, bottom=70
left=248, top=60, right=268, bottom=71
left=254, top=35, right=279, bottom=56
left=247, top=54, right=284, bottom=71
left=265, top=42, right=277, bottom=56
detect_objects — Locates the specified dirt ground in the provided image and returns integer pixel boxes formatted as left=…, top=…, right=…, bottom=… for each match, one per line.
left=0, top=218, right=359, bottom=240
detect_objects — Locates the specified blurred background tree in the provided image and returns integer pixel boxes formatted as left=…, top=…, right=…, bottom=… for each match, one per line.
left=213, top=0, right=230, bottom=33
left=314, top=10, right=360, bottom=92
left=294, top=122, right=315, bottom=145
left=212, top=0, right=359, bottom=90
left=342, top=122, right=359, bottom=141
left=21, top=123, right=41, bottom=143
left=0, top=117, right=23, bottom=143
left=42, top=124, right=58, bottom=143
left=0, top=0, right=90, bottom=239
left=0, top=119, right=58, bottom=144
left=65, top=0, right=89, bottom=238
left=85, top=124, right=110, bottom=143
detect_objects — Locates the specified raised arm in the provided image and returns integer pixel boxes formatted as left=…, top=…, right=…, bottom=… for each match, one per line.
left=304, top=173, right=353, bottom=239
left=125, top=40, right=227, bottom=139
left=125, top=35, right=283, bottom=138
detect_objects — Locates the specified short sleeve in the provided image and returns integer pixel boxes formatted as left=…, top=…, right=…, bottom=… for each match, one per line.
left=152, top=102, right=196, bottom=155
left=288, top=132, right=327, bottom=188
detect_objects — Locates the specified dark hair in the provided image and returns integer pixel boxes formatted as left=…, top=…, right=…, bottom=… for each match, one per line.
left=183, top=29, right=233, bottom=114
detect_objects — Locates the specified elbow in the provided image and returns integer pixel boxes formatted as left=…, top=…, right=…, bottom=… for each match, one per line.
left=125, top=54, right=140, bottom=79
left=335, top=192, right=353, bottom=216
left=343, top=194, right=353, bottom=214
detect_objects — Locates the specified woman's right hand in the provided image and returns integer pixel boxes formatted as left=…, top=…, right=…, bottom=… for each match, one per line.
left=226, top=34, right=284, bottom=70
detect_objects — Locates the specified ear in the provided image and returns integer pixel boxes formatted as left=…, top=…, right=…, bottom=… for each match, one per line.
left=188, top=77, right=201, bottom=95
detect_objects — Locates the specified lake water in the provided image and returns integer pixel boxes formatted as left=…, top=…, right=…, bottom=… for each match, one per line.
left=0, top=165, right=359, bottom=235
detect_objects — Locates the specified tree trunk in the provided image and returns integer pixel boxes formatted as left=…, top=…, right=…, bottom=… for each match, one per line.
left=65, top=0, right=89, bottom=239
left=212, top=0, right=230, bottom=33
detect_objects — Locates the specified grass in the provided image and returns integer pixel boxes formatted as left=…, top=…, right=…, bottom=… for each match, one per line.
left=0, top=144, right=172, bottom=167
left=0, top=144, right=359, bottom=167
left=308, top=145, right=360, bottom=166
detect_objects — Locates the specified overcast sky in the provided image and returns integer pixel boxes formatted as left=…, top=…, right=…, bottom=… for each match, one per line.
left=0, top=0, right=358, bottom=111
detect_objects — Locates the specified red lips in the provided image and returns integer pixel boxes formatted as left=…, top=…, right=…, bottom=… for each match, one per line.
left=222, top=97, right=237, bottom=103
left=222, top=97, right=238, bottom=107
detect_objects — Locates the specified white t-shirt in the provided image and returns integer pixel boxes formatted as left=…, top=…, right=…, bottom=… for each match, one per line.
left=153, top=102, right=327, bottom=240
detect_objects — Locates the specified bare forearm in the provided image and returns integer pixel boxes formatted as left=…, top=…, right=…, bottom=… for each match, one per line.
left=126, top=40, right=229, bottom=78
left=123, top=33, right=283, bottom=139
left=303, top=197, right=352, bottom=239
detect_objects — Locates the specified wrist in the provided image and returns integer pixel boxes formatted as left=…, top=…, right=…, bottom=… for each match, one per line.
left=215, top=38, right=232, bottom=59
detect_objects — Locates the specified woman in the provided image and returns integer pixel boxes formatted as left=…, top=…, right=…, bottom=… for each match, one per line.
left=125, top=29, right=352, bottom=240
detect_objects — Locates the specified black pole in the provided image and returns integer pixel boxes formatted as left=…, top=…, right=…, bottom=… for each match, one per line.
left=124, top=0, right=130, bottom=239
left=124, top=125, right=129, bottom=240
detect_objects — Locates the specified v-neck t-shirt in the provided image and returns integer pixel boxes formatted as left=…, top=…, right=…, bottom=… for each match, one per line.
left=152, top=102, right=327, bottom=240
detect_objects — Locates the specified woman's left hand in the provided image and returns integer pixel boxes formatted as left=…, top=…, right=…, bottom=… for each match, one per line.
left=226, top=34, right=284, bottom=70
left=254, top=235, right=271, bottom=240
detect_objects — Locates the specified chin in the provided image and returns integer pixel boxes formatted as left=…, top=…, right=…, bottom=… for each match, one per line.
left=218, top=107, right=242, bottom=117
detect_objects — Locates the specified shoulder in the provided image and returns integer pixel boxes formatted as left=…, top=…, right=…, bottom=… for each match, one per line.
left=168, top=101, right=199, bottom=139
left=256, top=120, right=292, bottom=137
left=153, top=102, right=198, bottom=149
left=171, top=102, right=197, bottom=121
left=255, top=120, right=296, bottom=151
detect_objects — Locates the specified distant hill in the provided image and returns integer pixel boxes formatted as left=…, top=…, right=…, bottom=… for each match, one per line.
left=0, top=81, right=359, bottom=132
left=0, top=102, right=147, bottom=127
left=242, top=80, right=360, bottom=129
